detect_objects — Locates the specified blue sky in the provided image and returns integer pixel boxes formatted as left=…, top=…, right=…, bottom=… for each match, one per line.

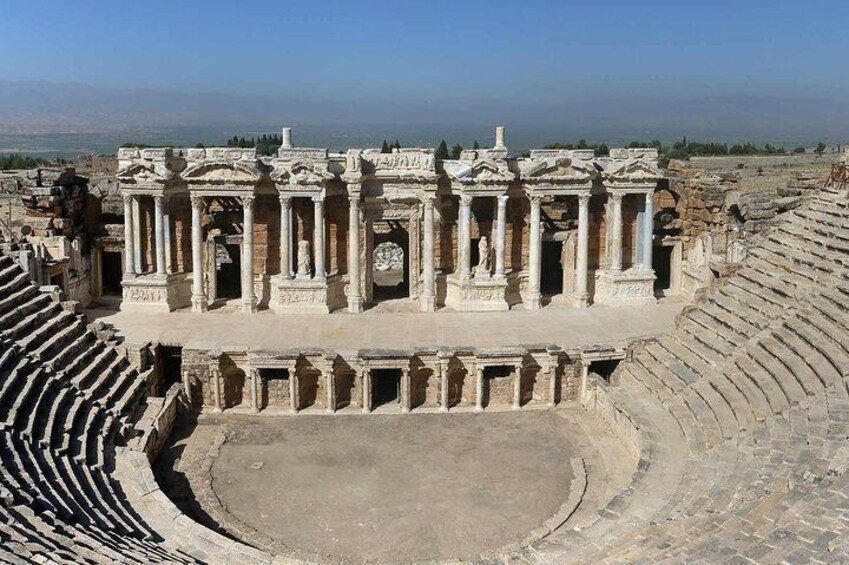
left=3, top=0, right=847, bottom=102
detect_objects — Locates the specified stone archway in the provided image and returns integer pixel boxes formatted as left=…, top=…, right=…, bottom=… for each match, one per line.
left=371, top=222, right=410, bottom=302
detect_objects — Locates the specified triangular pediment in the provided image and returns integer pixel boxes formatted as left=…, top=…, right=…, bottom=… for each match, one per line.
left=603, top=159, right=662, bottom=183
left=116, top=162, right=168, bottom=184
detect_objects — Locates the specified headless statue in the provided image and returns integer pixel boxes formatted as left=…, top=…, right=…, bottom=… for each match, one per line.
left=296, top=239, right=311, bottom=278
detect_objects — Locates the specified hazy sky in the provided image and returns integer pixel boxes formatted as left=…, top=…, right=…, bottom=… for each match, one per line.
left=3, top=0, right=847, bottom=103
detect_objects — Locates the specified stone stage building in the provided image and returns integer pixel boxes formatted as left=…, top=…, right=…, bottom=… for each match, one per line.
left=116, top=127, right=663, bottom=316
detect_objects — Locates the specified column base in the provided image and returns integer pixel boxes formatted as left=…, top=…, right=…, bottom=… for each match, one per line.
left=419, top=293, right=435, bottom=312
left=347, top=295, right=364, bottom=313
left=475, top=405, right=484, bottom=413
left=242, top=298, right=258, bottom=314
left=571, top=292, right=589, bottom=308
left=522, top=291, right=542, bottom=310
left=593, top=268, right=656, bottom=306
left=191, top=294, right=208, bottom=313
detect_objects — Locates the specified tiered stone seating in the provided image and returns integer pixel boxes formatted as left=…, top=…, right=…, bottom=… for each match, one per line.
left=0, top=254, right=196, bottom=563
left=532, top=187, right=849, bottom=563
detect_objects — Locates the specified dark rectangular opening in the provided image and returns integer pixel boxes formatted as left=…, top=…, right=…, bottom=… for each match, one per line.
left=590, top=359, right=620, bottom=382
left=541, top=240, right=564, bottom=295
left=101, top=251, right=123, bottom=295
left=653, top=245, right=673, bottom=292
left=216, top=242, right=242, bottom=299
left=160, top=346, right=182, bottom=390
left=372, top=368, right=401, bottom=408
left=260, top=368, right=288, bottom=380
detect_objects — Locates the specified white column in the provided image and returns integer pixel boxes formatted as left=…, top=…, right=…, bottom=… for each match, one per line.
left=642, top=191, right=654, bottom=271
left=401, top=367, right=411, bottom=413
left=421, top=195, right=436, bottom=311
left=132, top=197, right=142, bottom=273
left=212, top=369, right=222, bottom=412
left=123, top=194, right=136, bottom=277
left=153, top=195, right=166, bottom=276
left=279, top=195, right=292, bottom=279
left=439, top=359, right=449, bottom=412
left=574, top=193, right=590, bottom=308
left=608, top=192, right=623, bottom=271
left=250, top=369, right=259, bottom=414
left=579, top=359, right=591, bottom=406
left=242, top=195, right=257, bottom=313
left=163, top=197, right=172, bottom=274
left=458, top=194, right=472, bottom=279
left=475, top=365, right=484, bottom=412
left=325, top=360, right=336, bottom=414
left=549, top=355, right=558, bottom=407
left=288, top=364, right=299, bottom=414
left=347, top=193, right=363, bottom=312
left=527, top=195, right=542, bottom=309
left=313, top=195, right=326, bottom=279
left=190, top=196, right=207, bottom=312
left=513, top=363, right=523, bottom=410
left=495, top=195, right=507, bottom=277
left=362, top=367, right=371, bottom=413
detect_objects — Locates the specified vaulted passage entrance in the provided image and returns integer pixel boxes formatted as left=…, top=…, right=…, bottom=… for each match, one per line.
left=101, top=250, right=123, bottom=295
left=216, top=241, right=242, bottom=299
left=372, top=222, right=410, bottom=303
left=372, top=368, right=401, bottom=408
left=540, top=240, right=564, bottom=296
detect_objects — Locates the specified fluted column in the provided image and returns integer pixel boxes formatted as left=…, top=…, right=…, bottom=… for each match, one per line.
left=347, top=193, right=363, bottom=312
left=242, top=195, right=257, bottom=313
left=153, top=195, right=166, bottom=276
left=642, top=191, right=654, bottom=271
left=574, top=193, right=591, bottom=308
left=279, top=195, right=292, bottom=279
left=421, top=195, right=436, bottom=311
left=312, top=195, right=326, bottom=279
left=526, top=195, right=542, bottom=309
left=190, top=196, right=207, bottom=312
left=608, top=192, right=623, bottom=271
left=163, top=197, right=173, bottom=274
left=495, top=195, right=507, bottom=277
left=458, top=194, right=472, bottom=279
left=132, top=197, right=142, bottom=273
left=123, top=194, right=136, bottom=277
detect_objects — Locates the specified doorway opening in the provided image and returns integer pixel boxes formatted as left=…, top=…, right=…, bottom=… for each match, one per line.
left=653, top=244, right=673, bottom=293
left=372, top=368, right=401, bottom=408
left=590, top=359, right=620, bottom=382
left=216, top=242, right=241, bottom=299
left=160, top=346, right=182, bottom=392
left=101, top=251, right=123, bottom=295
left=540, top=240, right=564, bottom=295
left=482, top=365, right=512, bottom=408
left=372, top=224, right=409, bottom=302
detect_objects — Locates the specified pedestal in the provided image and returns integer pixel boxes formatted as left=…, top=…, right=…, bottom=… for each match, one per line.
left=444, top=273, right=509, bottom=312
left=269, top=273, right=346, bottom=314
left=593, top=268, right=656, bottom=307
left=121, top=273, right=192, bottom=313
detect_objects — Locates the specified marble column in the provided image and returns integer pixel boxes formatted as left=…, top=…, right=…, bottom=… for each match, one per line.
left=642, top=192, right=654, bottom=271
left=574, top=193, right=591, bottom=308
left=347, top=194, right=363, bottom=312
left=527, top=195, right=542, bottom=309
left=421, top=196, right=436, bottom=311
left=325, top=361, right=336, bottom=414
left=608, top=192, right=623, bottom=271
left=163, top=197, right=172, bottom=274
left=279, top=195, right=292, bottom=279
left=288, top=364, right=299, bottom=414
left=401, top=367, right=411, bottom=413
left=242, top=195, right=257, bottom=313
left=153, top=195, right=166, bottom=276
left=513, top=363, right=523, bottom=410
left=439, top=360, right=449, bottom=412
left=190, top=196, right=207, bottom=312
left=362, top=367, right=371, bottom=413
left=313, top=195, right=326, bottom=279
left=549, top=355, right=559, bottom=407
left=495, top=195, right=507, bottom=277
left=475, top=365, right=484, bottom=412
left=123, top=194, right=136, bottom=277
left=458, top=194, right=472, bottom=279
left=132, top=197, right=142, bottom=273
left=212, top=369, right=222, bottom=412
left=250, top=369, right=259, bottom=414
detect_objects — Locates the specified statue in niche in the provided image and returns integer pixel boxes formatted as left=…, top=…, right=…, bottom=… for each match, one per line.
left=296, top=240, right=311, bottom=279
left=474, top=236, right=491, bottom=277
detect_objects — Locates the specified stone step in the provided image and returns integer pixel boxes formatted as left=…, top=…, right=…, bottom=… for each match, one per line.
left=750, top=340, right=809, bottom=405
left=734, top=355, right=788, bottom=415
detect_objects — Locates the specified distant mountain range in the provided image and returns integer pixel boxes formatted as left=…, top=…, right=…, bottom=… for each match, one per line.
left=1, top=80, right=848, bottom=151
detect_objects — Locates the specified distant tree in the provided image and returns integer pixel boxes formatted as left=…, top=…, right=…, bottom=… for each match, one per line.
left=195, top=143, right=205, bottom=149
left=815, top=142, right=827, bottom=156
left=756, top=166, right=764, bottom=176
left=793, top=146, right=806, bottom=154
left=381, top=140, right=390, bottom=153
left=392, top=140, right=401, bottom=150
left=451, top=144, right=463, bottom=159
left=473, top=140, right=480, bottom=150
left=594, top=143, right=610, bottom=156
left=435, top=140, right=449, bottom=160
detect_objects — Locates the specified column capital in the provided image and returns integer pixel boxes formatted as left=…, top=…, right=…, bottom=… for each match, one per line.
left=122, top=193, right=134, bottom=205
left=278, top=193, right=292, bottom=206
left=608, top=191, right=624, bottom=204
left=348, top=194, right=361, bottom=206
left=459, top=193, right=473, bottom=207
left=242, top=194, right=256, bottom=209
left=153, top=194, right=164, bottom=205
left=190, top=195, right=204, bottom=210
left=420, top=194, right=436, bottom=207
left=644, top=190, right=654, bottom=203
left=497, top=194, right=509, bottom=206
left=311, top=194, right=326, bottom=204
left=529, top=194, right=543, bottom=207
left=578, top=192, right=591, bottom=206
